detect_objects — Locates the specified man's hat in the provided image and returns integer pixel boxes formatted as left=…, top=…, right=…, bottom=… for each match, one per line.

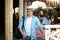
left=27, top=6, right=34, bottom=10
left=26, top=5, right=37, bottom=11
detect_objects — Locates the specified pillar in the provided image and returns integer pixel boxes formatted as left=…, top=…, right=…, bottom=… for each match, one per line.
left=23, top=0, right=26, bottom=16
left=5, top=0, right=13, bottom=40
left=19, top=0, right=24, bottom=20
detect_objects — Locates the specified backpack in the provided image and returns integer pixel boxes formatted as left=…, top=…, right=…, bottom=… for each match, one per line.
left=15, top=17, right=24, bottom=39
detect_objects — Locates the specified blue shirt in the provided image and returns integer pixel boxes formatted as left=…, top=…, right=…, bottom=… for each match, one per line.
left=42, top=17, right=51, bottom=25
left=25, top=17, right=32, bottom=36
left=18, top=15, right=41, bottom=37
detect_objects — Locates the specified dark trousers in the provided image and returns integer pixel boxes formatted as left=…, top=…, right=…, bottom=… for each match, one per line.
left=36, top=38, right=45, bottom=40
left=22, top=36, right=31, bottom=40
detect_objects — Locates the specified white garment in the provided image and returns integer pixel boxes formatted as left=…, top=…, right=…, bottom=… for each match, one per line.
left=25, top=17, right=32, bottom=36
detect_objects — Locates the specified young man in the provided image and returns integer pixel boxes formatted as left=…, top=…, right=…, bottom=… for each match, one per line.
left=18, top=6, right=44, bottom=40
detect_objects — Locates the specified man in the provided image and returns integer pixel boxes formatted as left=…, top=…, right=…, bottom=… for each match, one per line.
left=18, top=6, right=44, bottom=40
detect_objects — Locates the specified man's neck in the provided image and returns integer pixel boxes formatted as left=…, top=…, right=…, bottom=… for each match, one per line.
left=27, top=15, right=32, bottom=18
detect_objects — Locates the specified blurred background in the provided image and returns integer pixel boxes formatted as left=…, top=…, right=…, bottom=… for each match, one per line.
left=0, top=0, right=60, bottom=40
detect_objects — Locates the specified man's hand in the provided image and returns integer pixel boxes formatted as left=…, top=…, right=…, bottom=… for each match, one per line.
left=41, top=34, right=45, bottom=38
left=19, top=28, right=26, bottom=38
left=22, top=34, right=26, bottom=38
left=40, top=29, right=45, bottom=38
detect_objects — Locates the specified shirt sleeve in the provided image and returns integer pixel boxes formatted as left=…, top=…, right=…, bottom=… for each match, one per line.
left=43, top=17, right=51, bottom=25
left=18, top=18, right=23, bottom=29
left=36, top=17, right=41, bottom=30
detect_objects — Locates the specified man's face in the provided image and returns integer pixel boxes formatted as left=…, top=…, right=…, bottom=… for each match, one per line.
left=27, top=10, right=33, bottom=16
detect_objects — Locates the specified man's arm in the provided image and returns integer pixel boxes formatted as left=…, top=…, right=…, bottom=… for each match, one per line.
left=36, top=17, right=45, bottom=38
left=18, top=18, right=26, bottom=38
left=18, top=28, right=26, bottom=38
left=36, top=17, right=41, bottom=30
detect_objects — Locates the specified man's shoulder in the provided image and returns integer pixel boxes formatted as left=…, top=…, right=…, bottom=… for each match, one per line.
left=33, top=15, right=38, bottom=18
left=33, top=15, right=39, bottom=20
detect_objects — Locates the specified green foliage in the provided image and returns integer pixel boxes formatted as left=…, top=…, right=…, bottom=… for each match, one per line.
left=34, top=7, right=58, bottom=17
left=34, top=7, right=58, bottom=24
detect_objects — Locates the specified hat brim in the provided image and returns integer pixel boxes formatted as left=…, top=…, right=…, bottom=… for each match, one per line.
left=26, top=8, right=34, bottom=12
